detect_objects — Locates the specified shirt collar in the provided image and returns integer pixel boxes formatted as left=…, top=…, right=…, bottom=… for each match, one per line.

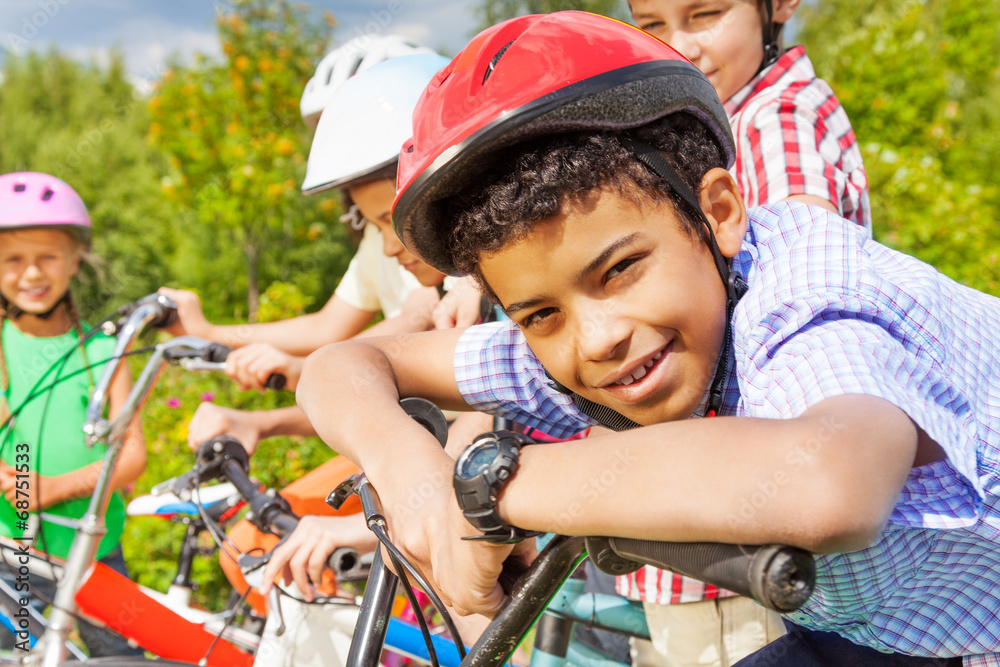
left=723, top=45, right=811, bottom=117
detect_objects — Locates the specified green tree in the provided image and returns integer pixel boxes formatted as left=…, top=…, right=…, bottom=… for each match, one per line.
left=476, top=0, right=628, bottom=31
left=0, top=50, right=177, bottom=315
left=151, top=0, right=353, bottom=321
left=797, top=0, right=1000, bottom=294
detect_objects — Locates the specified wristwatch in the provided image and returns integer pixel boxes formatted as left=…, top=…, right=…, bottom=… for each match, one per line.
left=453, top=431, right=538, bottom=543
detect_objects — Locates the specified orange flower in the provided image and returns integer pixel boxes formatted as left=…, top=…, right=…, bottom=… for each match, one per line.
left=274, top=138, right=295, bottom=156
left=234, top=55, right=250, bottom=72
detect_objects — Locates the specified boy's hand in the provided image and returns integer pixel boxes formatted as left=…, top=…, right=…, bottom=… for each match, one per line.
left=258, top=514, right=378, bottom=602
left=378, top=459, right=534, bottom=618
left=157, top=287, right=212, bottom=339
left=224, top=343, right=302, bottom=392
left=433, top=276, right=485, bottom=330
left=187, top=403, right=262, bottom=455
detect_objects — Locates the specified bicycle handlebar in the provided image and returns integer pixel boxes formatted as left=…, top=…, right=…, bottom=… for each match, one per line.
left=586, top=537, right=814, bottom=613
left=181, top=435, right=361, bottom=580
left=167, top=342, right=287, bottom=390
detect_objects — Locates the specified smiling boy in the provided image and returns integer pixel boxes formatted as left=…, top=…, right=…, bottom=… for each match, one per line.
left=630, top=0, right=870, bottom=235
left=296, top=12, right=1000, bottom=666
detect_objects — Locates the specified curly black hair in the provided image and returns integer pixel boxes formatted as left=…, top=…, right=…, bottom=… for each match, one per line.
left=438, top=113, right=727, bottom=303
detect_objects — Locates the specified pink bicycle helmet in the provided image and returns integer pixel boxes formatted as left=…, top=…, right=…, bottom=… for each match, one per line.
left=0, top=172, right=92, bottom=241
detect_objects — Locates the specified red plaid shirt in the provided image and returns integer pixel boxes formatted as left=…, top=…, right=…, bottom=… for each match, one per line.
left=616, top=46, right=871, bottom=606
left=727, top=45, right=871, bottom=232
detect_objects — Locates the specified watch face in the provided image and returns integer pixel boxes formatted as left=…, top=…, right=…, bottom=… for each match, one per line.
left=459, top=441, right=499, bottom=478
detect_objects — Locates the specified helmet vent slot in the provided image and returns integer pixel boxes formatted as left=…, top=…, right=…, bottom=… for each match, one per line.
left=41, top=188, right=54, bottom=201
left=13, top=184, right=25, bottom=192
left=482, top=41, right=514, bottom=85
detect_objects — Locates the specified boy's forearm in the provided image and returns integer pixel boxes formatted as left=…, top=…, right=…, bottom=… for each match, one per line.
left=500, top=395, right=917, bottom=554
left=297, top=332, right=467, bottom=483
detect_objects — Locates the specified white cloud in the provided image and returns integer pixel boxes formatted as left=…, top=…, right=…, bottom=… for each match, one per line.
left=45, top=16, right=220, bottom=80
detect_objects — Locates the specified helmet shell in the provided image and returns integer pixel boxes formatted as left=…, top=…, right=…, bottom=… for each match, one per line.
left=392, top=11, right=735, bottom=275
left=300, top=34, right=438, bottom=131
left=302, top=53, right=450, bottom=195
left=0, top=172, right=91, bottom=240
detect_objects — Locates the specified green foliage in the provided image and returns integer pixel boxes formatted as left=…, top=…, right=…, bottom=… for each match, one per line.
left=257, top=280, right=314, bottom=322
left=0, top=50, right=178, bottom=316
left=151, top=0, right=352, bottom=321
left=797, top=0, right=1000, bottom=294
left=475, top=0, right=628, bottom=31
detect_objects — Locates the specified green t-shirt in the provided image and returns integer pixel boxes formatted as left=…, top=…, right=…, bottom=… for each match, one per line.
left=0, top=320, right=125, bottom=560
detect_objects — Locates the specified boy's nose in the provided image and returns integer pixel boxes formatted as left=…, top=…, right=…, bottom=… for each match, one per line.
left=576, top=306, right=631, bottom=363
left=669, top=31, right=702, bottom=64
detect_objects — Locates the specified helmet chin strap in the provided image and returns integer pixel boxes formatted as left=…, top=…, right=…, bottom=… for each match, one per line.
left=758, top=0, right=784, bottom=74
left=542, top=139, right=747, bottom=432
left=4, top=290, right=71, bottom=321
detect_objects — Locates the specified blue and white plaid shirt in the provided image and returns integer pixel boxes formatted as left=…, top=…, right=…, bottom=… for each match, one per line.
left=454, top=202, right=1000, bottom=660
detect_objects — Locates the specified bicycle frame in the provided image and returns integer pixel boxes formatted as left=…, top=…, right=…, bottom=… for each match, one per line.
left=22, top=294, right=253, bottom=666
left=528, top=572, right=648, bottom=667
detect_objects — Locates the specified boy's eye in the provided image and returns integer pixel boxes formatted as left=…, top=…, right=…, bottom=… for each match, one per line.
left=606, top=256, right=639, bottom=282
left=523, top=307, right=557, bottom=328
left=639, top=20, right=664, bottom=32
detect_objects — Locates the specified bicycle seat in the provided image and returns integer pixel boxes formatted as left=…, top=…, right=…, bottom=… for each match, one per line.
left=127, top=482, right=241, bottom=519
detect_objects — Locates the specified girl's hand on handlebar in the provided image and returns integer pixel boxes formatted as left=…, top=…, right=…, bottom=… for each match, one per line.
left=187, top=403, right=262, bottom=455
left=259, top=514, right=378, bottom=602
left=224, top=342, right=302, bottom=392
left=157, top=287, right=212, bottom=338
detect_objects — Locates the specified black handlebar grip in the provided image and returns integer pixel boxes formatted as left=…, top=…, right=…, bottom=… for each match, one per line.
left=588, top=537, right=815, bottom=613
left=400, top=397, right=449, bottom=447
left=326, top=546, right=364, bottom=580
left=207, top=343, right=288, bottom=390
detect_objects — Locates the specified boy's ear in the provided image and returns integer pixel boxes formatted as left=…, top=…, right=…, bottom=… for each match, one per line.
left=699, top=168, right=746, bottom=258
left=771, top=0, right=802, bottom=24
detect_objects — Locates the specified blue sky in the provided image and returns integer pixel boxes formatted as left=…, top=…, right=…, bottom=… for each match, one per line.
left=0, top=0, right=481, bottom=80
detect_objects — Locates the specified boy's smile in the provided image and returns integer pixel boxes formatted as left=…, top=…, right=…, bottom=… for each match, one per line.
left=480, top=187, right=739, bottom=425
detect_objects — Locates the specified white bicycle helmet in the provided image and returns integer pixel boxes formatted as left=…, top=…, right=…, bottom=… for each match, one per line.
left=300, top=34, right=438, bottom=131
left=301, top=53, right=450, bottom=196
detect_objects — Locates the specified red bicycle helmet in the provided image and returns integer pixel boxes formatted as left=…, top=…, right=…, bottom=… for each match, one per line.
left=392, top=10, right=735, bottom=275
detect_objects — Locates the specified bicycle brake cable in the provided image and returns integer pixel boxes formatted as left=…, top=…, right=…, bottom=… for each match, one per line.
left=385, top=545, right=441, bottom=667
left=369, top=522, right=467, bottom=660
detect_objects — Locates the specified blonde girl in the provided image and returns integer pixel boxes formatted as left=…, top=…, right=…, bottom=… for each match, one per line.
left=0, top=171, right=144, bottom=657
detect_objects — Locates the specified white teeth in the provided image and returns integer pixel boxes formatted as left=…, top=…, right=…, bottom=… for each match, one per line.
left=614, top=348, right=666, bottom=386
